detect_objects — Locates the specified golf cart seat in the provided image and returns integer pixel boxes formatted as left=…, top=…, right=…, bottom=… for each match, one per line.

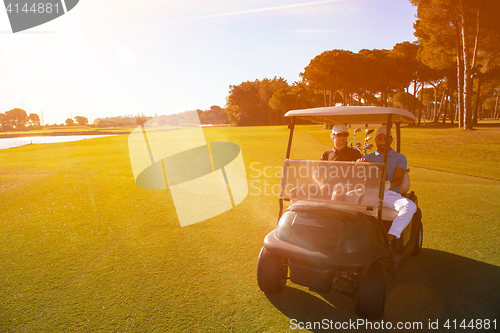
left=398, top=170, right=418, bottom=204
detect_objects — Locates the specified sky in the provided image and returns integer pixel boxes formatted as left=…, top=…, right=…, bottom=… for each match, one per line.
left=0, top=0, right=417, bottom=125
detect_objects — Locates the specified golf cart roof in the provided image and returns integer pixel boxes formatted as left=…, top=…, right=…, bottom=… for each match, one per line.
left=285, top=106, right=416, bottom=124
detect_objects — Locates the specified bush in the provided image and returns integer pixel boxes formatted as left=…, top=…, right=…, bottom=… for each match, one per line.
left=97, top=120, right=109, bottom=127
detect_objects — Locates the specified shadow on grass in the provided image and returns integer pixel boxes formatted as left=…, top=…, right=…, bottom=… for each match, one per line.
left=474, top=122, right=500, bottom=128
left=266, top=249, right=500, bottom=332
left=406, top=121, right=500, bottom=129
left=407, top=123, right=459, bottom=129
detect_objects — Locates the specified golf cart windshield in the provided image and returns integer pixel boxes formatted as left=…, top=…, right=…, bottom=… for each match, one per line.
left=279, top=160, right=386, bottom=217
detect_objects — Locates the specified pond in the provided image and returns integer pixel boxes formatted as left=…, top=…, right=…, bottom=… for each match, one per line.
left=0, top=135, right=115, bottom=149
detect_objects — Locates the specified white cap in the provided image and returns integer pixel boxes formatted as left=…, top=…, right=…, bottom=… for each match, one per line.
left=332, top=123, right=348, bottom=134
left=376, top=127, right=392, bottom=137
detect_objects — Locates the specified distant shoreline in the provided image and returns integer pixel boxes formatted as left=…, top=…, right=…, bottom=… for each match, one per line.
left=0, top=131, right=131, bottom=139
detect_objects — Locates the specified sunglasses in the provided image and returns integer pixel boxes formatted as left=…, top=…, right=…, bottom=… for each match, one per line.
left=334, top=133, right=349, bottom=137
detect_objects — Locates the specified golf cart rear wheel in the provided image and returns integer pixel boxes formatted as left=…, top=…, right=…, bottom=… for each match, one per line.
left=256, top=246, right=288, bottom=294
left=355, top=262, right=386, bottom=319
left=412, top=221, right=423, bottom=256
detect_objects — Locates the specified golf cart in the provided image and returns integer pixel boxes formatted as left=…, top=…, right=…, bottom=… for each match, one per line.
left=256, top=106, right=423, bottom=319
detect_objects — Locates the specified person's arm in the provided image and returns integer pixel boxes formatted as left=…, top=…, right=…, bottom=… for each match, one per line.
left=390, top=153, right=408, bottom=189
left=315, top=153, right=327, bottom=187
left=390, top=167, right=406, bottom=189
left=356, top=154, right=371, bottom=163
left=313, top=168, right=323, bottom=187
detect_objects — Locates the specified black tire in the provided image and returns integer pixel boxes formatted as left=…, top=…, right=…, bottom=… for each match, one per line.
left=256, top=246, right=287, bottom=294
left=355, top=262, right=386, bottom=319
left=412, top=221, right=423, bottom=256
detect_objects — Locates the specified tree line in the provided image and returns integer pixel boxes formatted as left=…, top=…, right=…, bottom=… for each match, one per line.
left=0, top=108, right=92, bottom=131
left=224, top=0, right=500, bottom=129
left=0, top=108, right=42, bottom=131
left=0, top=108, right=228, bottom=131
left=133, top=107, right=229, bottom=127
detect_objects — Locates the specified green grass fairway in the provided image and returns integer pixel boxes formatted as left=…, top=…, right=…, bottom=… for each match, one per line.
left=1, top=124, right=499, bottom=332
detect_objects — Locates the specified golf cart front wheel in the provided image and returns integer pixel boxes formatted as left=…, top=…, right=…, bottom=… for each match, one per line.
left=355, top=262, right=386, bottom=319
left=256, top=246, right=288, bottom=294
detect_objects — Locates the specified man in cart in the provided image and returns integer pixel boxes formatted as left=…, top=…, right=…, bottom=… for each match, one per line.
left=320, top=123, right=362, bottom=162
left=309, top=124, right=362, bottom=197
left=358, top=127, right=417, bottom=243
